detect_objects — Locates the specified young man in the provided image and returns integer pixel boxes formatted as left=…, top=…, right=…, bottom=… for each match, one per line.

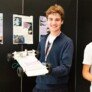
left=82, top=42, right=92, bottom=92
left=33, top=4, right=74, bottom=92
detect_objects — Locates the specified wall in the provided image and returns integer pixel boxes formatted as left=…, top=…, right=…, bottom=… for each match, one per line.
left=0, top=0, right=22, bottom=92
left=0, top=0, right=77, bottom=92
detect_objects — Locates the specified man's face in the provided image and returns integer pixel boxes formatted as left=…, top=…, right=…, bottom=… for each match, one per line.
left=47, top=13, right=63, bottom=32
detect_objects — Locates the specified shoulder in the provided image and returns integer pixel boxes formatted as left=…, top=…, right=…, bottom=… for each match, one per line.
left=40, top=34, right=48, bottom=41
left=83, top=42, right=92, bottom=65
left=85, top=42, right=92, bottom=51
left=86, top=42, right=92, bottom=48
left=83, top=42, right=92, bottom=58
left=60, top=33, right=73, bottom=44
left=39, top=34, right=49, bottom=45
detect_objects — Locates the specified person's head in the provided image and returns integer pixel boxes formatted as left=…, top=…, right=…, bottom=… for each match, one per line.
left=46, top=4, right=64, bottom=21
left=45, top=4, right=64, bottom=34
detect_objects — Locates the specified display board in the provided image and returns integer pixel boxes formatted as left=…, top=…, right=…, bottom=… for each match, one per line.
left=13, top=14, right=33, bottom=44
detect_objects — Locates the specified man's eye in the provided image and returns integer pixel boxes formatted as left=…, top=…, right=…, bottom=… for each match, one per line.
left=55, top=19, right=60, bottom=21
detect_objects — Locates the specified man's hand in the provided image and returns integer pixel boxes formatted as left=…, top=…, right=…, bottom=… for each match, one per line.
left=46, top=63, right=52, bottom=74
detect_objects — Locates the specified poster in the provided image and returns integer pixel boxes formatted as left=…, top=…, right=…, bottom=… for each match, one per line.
left=0, top=13, right=3, bottom=44
left=13, top=14, right=33, bottom=44
left=39, top=16, right=49, bottom=41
